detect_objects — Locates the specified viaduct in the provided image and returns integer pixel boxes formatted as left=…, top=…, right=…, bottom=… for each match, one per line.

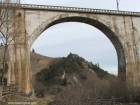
left=0, top=3, right=140, bottom=94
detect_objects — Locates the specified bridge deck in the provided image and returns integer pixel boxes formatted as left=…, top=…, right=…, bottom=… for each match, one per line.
left=0, top=3, right=140, bottom=16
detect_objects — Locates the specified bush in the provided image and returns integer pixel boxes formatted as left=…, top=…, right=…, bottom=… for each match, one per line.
left=35, top=89, right=44, bottom=98
left=60, top=78, right=67, bottom=86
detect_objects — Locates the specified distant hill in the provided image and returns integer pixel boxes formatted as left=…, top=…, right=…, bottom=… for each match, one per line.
left=33, top=53, right=121, bottom=99
left=32, top=52, right=127, bottom=105
left=0, top=46, right=59, bottom=76
left=35, top=53, right=109, bottom=86
left=30, top=52, right=59, bottom=76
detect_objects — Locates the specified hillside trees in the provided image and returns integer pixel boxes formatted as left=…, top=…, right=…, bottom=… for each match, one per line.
left=35, top=53, right=110, bottom=94
left=35, top=54, right=86, bottom=85
left=0, top=0, right=20, bottom=85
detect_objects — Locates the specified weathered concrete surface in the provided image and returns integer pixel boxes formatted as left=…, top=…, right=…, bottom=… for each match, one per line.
left=1, top=4, right=140, bottom=94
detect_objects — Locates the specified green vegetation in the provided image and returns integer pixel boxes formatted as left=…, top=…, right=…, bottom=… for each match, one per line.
left=35, top=53, right=109, bottom=86
left=88, top=63, right=109, bottom=79
left=36, top=53, right=85, bottom=86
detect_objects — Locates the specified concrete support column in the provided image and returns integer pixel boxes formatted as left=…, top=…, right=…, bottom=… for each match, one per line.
left=7, top=44, right=31, bottom=94
left=7, top=9, right=31, bottom=94
left=125, top=45, right=140, bottom=92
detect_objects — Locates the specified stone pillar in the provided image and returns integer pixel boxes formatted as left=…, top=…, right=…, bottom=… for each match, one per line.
left=123, top=16, right=140, bottom=92
left=7, top=42, right=31, bottom=94
left=7, top=10, right=31, bottom=94
left=126, top=52, right=140, bottom=92
left=116, top=40, right=140, bottom=92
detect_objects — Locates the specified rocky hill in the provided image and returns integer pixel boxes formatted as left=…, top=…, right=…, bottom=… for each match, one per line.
left=35, top=53, right=109, bottom=86
left=32, top=53, right=127, bottom=105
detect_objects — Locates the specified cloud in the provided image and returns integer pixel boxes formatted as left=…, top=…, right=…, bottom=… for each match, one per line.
left=32, top=22, right=118, bottom=75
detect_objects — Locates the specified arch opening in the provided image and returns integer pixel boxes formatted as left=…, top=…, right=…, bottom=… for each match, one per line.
left=30, top=16, right=126, bottom=80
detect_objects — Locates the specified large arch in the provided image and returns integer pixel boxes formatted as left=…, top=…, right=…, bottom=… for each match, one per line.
left=29, top=15, right=126, bottom=81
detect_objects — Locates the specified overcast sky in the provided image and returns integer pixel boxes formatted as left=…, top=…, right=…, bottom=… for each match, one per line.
left=21, top=0, right=140, bottom=75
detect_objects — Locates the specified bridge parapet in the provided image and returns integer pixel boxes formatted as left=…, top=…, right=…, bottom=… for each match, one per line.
left=0, top=3, right=140, bottom=16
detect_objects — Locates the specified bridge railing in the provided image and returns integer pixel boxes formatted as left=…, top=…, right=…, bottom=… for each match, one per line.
left=20, top=4, right=140, bottom=16
left=0, top=3, right=140, bottom=16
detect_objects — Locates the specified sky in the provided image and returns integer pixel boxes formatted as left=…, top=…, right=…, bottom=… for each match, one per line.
left=20, top=0, right=140, bottom=75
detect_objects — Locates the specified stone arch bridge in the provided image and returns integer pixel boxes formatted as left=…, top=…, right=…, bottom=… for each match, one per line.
left=1, top=4, right=140, bottom=94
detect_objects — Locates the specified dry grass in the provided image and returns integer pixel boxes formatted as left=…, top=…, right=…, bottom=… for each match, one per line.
left=0, top=95, right=54, bottom=105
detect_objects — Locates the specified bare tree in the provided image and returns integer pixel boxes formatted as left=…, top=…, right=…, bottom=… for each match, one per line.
left=0, top=0, right=20, bottom=86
